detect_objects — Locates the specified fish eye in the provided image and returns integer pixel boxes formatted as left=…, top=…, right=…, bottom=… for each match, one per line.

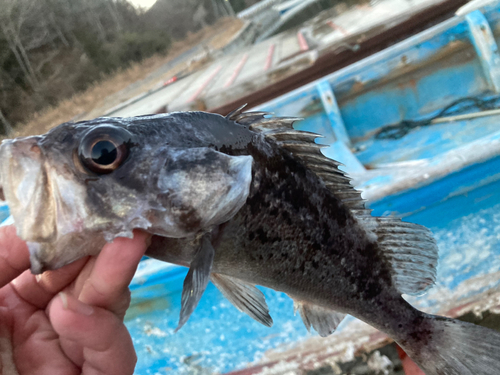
left=78, top=125, right=134, bottom=174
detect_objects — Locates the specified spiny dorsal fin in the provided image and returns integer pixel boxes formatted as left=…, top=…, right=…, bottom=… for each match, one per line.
left=225, top=103, right=249, bottom=120
left=227, top=109, right=369, bottom=213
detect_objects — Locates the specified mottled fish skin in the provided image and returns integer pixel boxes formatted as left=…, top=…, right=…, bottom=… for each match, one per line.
left=147, top=130, right=411, bottom=339
left=2, top=110, right=500, bottom=375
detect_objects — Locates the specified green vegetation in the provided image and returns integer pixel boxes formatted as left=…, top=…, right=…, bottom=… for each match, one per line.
left=0, top=0, right=172, bottom=134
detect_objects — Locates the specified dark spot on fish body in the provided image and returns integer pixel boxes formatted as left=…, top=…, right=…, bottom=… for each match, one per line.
left=84, top=185, right=121, bottom=223
left=364, top=280, right=384, bottom=300
left=269, top=208, right=279, bottom=217
left=406, top=315, right=433, bottom=347
left=282, top=211, right=292, bottom=225
left=256, top=228, right=268, bottom=243
left=219, top=145, right=233, bottom=154
left=179, top=208, right=202, bottom=232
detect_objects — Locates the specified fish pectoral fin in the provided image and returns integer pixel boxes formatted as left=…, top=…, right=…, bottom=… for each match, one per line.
left=293, top=300, right=346, bottom=337
left=176, top=234, right=215, bottom=332
left=210, top=273, right=273, bottom=327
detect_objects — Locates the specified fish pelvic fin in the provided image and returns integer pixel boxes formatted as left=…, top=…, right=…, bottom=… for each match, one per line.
left=176, top=234, right=214, bottom=332
left=399, top=313, right=500, bottom=375
left=363, top=216, right=438, bottom=296
left=293, top=299, right=346, bottom=337
left=211, top=273, right=273, bottom=327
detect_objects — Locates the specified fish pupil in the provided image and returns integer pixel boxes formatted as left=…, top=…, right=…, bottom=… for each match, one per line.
left=91, top=140, right=117, bottom=165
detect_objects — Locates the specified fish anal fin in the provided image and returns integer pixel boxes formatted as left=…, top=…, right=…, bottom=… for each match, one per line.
left=371, top=217, right=439, bottom=296
left=211, top=273, right=273, bottom=327
left=293, top=300, right=345, bottom=337
left=176, top=234, right=215, bottom=332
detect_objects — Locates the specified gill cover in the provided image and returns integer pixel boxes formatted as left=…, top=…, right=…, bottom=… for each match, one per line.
left=155, top=147, right=253, bottom=235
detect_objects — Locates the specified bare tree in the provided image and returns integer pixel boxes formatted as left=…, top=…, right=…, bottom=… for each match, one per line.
left=105, top=0, right=122, bottom=32
left=0, top=0, right=174, bottom=129
left=83, top=0, right=107, bottom=41
left=0, top=108, right=13, bottom=135
left=0, top=0, right=43, bottom=90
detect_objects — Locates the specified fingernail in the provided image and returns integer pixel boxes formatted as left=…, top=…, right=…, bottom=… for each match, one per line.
left=59, top=292, right=94, bottom=316
left=59, top=292, right=68, bottom=309
left=35, top=274, right=42, bottom=283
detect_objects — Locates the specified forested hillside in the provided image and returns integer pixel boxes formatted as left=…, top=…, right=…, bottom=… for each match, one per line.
left=0, top=0, right=220, bottom=133
left=0, top=0, right=263, bottom=134
left=0, top=0, right=172, bottom=134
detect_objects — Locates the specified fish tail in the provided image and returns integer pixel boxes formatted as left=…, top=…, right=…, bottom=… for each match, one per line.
left=398, top=312, right=500, bottom=375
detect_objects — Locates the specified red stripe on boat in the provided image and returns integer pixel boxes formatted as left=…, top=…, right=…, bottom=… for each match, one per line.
left=224, top=54, right=249, bottom=88
left=188, top=65, right=222, bottom=102
left=297, top=31, right=309, bottom=51
left=327, top=20, right=349, bottom=36
left=264, top=44, right=275, bottom=71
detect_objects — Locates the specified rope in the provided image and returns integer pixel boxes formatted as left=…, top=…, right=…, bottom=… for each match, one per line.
left=375, top=95, right=500, bottom=140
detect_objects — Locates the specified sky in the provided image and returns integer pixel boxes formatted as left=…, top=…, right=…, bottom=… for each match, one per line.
left=127, top=0, right=157, bottom=10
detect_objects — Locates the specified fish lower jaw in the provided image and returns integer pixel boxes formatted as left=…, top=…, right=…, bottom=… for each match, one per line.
left=28, top=242, right=46, bottom=274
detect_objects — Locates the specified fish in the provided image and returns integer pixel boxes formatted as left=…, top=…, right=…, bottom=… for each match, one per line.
left=1, top=107, right=500, bottom=374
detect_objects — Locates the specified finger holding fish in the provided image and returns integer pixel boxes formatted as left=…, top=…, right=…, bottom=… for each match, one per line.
left=45, top=231, right=148, bottom=371
left=48, top=292, right=137, bottom=374
left=9, top=257, right=88, bottom=309
left=0, top=225, right=30, bottom=288
left=0, top=224, right=147, bottom=374
left=77, top=230, right=150, bottom=318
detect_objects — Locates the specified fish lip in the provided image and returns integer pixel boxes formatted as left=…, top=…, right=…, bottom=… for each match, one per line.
left=28, top=242, right=47, bottom=274
left=0, top=137, right=45, bottom=191
left=0, top=136, right=54, bottom=242
left=28, top=240, right=74, bottom=274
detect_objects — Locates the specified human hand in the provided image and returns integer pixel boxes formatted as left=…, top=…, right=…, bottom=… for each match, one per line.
left=0, top=225, right=150, bottom=375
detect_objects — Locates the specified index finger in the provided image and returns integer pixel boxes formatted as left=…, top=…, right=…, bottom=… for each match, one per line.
left=0, top=225, right=30, bottom=288
left=78, top=230, right=150, bottom=314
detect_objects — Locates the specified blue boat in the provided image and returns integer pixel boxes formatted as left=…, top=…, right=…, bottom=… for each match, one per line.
left=123, top=3, right=500, bottom=374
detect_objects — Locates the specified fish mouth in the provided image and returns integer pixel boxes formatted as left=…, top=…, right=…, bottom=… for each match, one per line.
left=27, top=234, right=106, bottom=274
left=0, top=137, right=108, bottom=273
left=0, top=137, right=57, bottom=242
